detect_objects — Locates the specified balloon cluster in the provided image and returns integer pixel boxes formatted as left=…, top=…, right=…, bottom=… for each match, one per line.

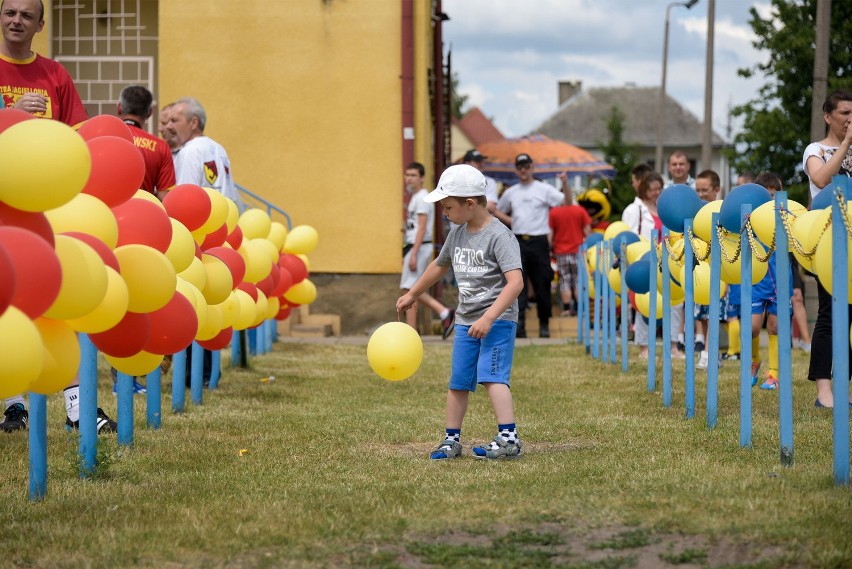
left=0, top=110, right=319, bottom=398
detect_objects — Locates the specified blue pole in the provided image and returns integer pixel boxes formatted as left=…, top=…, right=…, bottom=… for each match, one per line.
left=27, top=393, right=47, bottom=501
left=231, top=329, right=241, bottom=367
left=266, top=320, right=274, bottom=352
left=116, top=372, right=134, bottom=446
left=775, top=192, right=794, bottom=466
left=683, top=219, right=696, bottom=419
left=648, top=229, right=658, bottom=393
left=740, top=204, right=753, bottom=448
left=257, top=321, right=267, bottom=355
left=707, top=212, right=722, bottom=429
left=77, top=334, right=98, bottom=476
left=209, top=350, right=221, bottom=389
left=584, top=249, right=592, bottom=353
left=602, top=246, right=610, bottom=364
left=593, top=244, right=602, bottom=359
left=578, top=246, right=586, bottom=346
left=831, top=176, right=850, bottom=486
left=248, top=328, right=257, bottom=356
left=190, top=342, right=204, bottom=405
left=608, top=248, right=617, bottom=363
left=620, top=245, right=629, bottom=372
left=172, top=349, right=186, bottom=413
left=146, top=367, right=161, bottom=429
left=661, top=229, right=672, bottom=407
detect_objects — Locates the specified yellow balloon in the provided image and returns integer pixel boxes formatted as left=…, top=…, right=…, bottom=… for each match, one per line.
left=240, top=239, right=273, bottom=283
left=626, top=239, right=651, bottom=264
left=0, top=119, right=91, bottom=212
left=225, top=198, right=240, bottom=233
left=608, top=268, right=622, bottom=294
left=115, top=244, right=176, bottom=313
left=686, top=262, right=728, bottom=305
left=266, top=295, right=280, bottom=320
left=175, top=278, right=208, bottom=333
left=586, top=247, right=597, bottom=272
left=266, top=221, right=289, bottom=252
left=0, top=306, right=44, bottom=398
left=233, top=289, right=257, bottom=330
left=253, top=237, right=280, bottom=265
left=750, top=199, right=807, bottom=247
left=201, top=254, right=234, bottom=305
left=634, top=291, right=663, bottom=319
left=213, top=292, right=240, bottom=329
left=603, top=221, right=630, bottom=242
left=284, top=278, right=317, bottom=305
left=66, top=266, right=129, bottom=333
left=284, top=224, right=319, bottom=255
left=720, top=250, right=769, bottom=285
left=196, top=303, right=224, bottom=341
left=692, top=199, right=722, bottom=243
left=165, top=218, right=196, bottom=273
left=196, top=188, right=230, bottom=235
left=132, top=189, right=167, bottom=210
left=45, top=192, right=119, bottom=248
left=813, top=228, right=852, bottom=302
left=238, top=208, right=273, bottom=240
left=252, top=290, right=269, bottom=328
left=792, top=209, right=831, bottom=273
left=367, top=322, right=423, bottom=381
left=30, top=317, right=80, bottom=394
left=178, top=256, right=207, bottom=291
left=297, top=254, right=311, bottom=271
left=670, top=281, right=685, bottom=304
left=587, top=278, right=596, bottom=299
left=105, top=350, right=164, bottom=376
left=44, top=235, right=108, bottom=320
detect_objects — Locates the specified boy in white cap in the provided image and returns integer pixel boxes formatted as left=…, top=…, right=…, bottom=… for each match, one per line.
left=397, top=164, right=525, bottom=460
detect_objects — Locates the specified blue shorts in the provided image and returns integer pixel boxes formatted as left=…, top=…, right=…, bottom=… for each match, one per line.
left=449, top=320, right=516, bottom=392
left=726, top=303, right=740, bottom=320
left=751, top=297, right=791, bottom=317
left=694, top=295, right=728, bottom=322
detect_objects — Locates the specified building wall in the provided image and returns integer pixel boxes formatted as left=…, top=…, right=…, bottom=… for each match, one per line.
left=159, top=1, right=437, bottom=274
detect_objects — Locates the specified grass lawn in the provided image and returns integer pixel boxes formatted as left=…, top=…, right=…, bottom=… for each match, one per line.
left=1, top=338, right=850, bottom=568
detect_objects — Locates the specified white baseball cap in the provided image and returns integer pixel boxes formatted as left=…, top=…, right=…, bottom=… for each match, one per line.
left=423, top=164, right=487, bottom=203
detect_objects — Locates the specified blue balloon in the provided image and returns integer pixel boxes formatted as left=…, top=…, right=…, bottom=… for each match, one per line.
left=658, top=184, right=703, bottom=232
left=811, top=187, right=833, bottom=210
left=625, top=259, right=652, bottom=294
left=719, top=183, right=772, bottom=233
left=583, top=232, right=604, bottom=247
left=610, top=230, right=640, bottom=254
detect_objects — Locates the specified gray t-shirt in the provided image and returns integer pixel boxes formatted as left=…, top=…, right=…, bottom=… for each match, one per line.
left=436, top=218, right=522, bottom=325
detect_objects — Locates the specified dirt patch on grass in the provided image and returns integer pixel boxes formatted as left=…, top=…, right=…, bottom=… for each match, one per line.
left=358, top=440, right=597, bottom=456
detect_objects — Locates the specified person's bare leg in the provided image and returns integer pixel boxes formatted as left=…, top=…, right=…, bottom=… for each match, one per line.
left=446, top=389, right=469, bottom=429
left=418, top=292, right=447, bottom=317
left=792, top=289, right=811, bottom=345
left=816, top=379, right=834, bottom=407
left=484, top=383, right=514, bottom=425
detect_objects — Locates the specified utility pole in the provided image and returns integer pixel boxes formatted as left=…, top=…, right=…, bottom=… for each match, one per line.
left=701, top=0, right=715, bottom=173
left=810, top=0, right=831, bottom=142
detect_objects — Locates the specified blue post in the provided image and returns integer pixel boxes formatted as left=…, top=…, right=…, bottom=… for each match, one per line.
left=661, top=228, right=672, bottom=407
left=683, top=219, right=696, bottom=419
left=740, top=204, right=753, bottom=448
left=231, top=329, right=241, bottom=367
left=584, top=249, right=592, bottom=353
left=190, top=342, right=204, bottom=405
left=620, top=245, right=629, bottom=372
left=209, top=350, right=221, bottom=389
left=648, top=229, right=658, bottom=393
left=593, top=244, right=602, bottom=359
left=257, top=322, right=266, bottom=355
left=608, top=250, right=617, bottom=363
left=578, top=246, right=586, bottom=346
left=775, top=192, right=794, bottom=466
left=116, top=372, right=134, bottom=446
left=146, top=367, right=161, bottom=429
left=78, top=334, right=98, bottom=476
left=707, top=212, right=722, bottom=429
left=172, top=349, right=186, bottom=413
left=265, top=320, right=274, bottom=352
left=27, top=393, right=47, bottom=501
left=248, top=328, right=257, bottom=356
left=831, top=176, right=850, bottom=486
left=602, top=246, right=610, bottom=364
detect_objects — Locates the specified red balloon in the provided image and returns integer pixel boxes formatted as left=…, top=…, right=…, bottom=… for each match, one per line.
left=90, top=311, right=151, bottom=357
left=77, top=115, right=133, bottom=143
left=162, top=184, right=212, bottom=232
left=270, top=266, right=293, bottom=297
left=206, top=246, right=246, bottom=286
left=61, top=232, right=119, bottom=272
left=197, top=326, right=233, bottom=351
left=0, top=226, right=62, bottom=318
left=224, top=224, right=243, bottom=249
left=0, top=108, right=35, bottom=135
left=112, top=198, right=173, bottom=252
left=144, top=293, right=198, bottom=355
left=279, top=254, right=307, bottom=283
left=200, top=222, right=228, bottom=249
left=274, top=303, right=291, bottom=321
left=0, top=202, right=55, bottom=246
left=0, top=244, right=16, bottom=317
left=82, top=136, right=145, bottom=208
left=256, top=266, right=279, bottom=297
left=237, top=282, right=259, bottom=302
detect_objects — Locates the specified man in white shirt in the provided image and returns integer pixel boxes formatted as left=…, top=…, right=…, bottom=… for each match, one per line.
left=497, top=153, right=565, bottom=338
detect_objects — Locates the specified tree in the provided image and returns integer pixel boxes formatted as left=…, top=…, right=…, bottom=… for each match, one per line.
left=450, top=72, right=468, bottom=120
left=728, top=0, right=852, bottom=196
left=596, top=105, right=638, bottom=216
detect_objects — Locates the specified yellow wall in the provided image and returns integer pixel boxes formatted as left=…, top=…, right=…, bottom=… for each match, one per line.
left=160, top=1, right=436, bottom=274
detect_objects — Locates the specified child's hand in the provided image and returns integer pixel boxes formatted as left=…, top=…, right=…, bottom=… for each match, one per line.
left=467, top=317, right=494, bottom=339
left=396, top=294, right=416, bottom=312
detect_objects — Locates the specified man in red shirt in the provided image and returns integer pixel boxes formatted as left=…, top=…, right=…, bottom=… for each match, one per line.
left=549, top=172, right=591, bottom=316
left=0, top=0, right=87, bottom=127
left=117, top=85, right=176, bottom=199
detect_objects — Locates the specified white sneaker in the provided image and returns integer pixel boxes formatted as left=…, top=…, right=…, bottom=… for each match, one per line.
left=697, top=350, right=709, bottom=370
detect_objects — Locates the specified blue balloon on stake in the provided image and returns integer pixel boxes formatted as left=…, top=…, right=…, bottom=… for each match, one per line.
left=625, top=258, right=652, bottom=294
left=584, top=232, right=604, bottom=247
left=611, top=230, right=640, bottom=255
left=811, top=187, right=833, bottom=210
left=658, top=184, right=703, bottom=232
left=719, top=183, right=772, bottom=233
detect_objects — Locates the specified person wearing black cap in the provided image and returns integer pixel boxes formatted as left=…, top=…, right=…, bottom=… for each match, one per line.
left=496, top=153, right=565, bottom=338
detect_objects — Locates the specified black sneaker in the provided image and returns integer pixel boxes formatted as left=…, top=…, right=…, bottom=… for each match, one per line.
left=676, top=341, right=685, bottom=352
left=721, top=352, right=741, bottom=361
left=539, top=325, right=550, bottom=338
left=65, top=408, right=117, bottom=434
left=441, top=309, right=456, bottom=340
left=0, top=403, right=28, bottom=432
left=695, top=341, right=706, bottom=352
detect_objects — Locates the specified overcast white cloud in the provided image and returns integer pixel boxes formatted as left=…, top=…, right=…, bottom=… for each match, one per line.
left=443, top=0, right=771, bottom=139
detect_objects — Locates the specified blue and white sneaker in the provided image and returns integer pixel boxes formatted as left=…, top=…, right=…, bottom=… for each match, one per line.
left=472, top=436, right=523, bottom=460
left=430, top=439, right=462, bottom=460
left=112, top=380, right=147, bottom=395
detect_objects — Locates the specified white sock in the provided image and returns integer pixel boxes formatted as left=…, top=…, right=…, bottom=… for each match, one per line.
left=677, top=333, right=684, bottom=344
left=5, top=395, right=26, bottom=411
left=64, top=386, right=80, bottom=422
left=696, top=334, right=705, bottom=344
left=439, top=309, right=449, bottom=320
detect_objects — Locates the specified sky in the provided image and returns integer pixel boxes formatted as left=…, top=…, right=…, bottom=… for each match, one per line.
left=442, top=0, right=773, bottom=141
